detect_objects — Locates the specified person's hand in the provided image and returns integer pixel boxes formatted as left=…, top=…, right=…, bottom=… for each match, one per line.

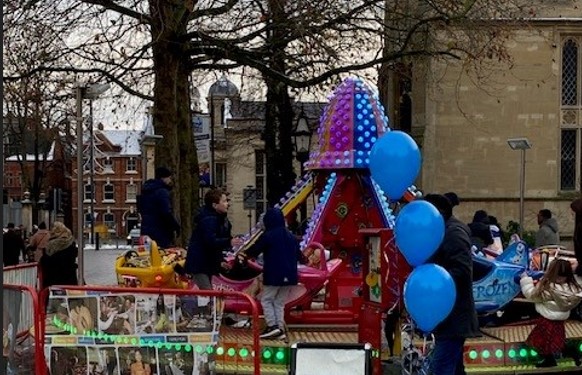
left=231, top=237, right=244, bottom=247
left=520, top=271, right=528, bottom=279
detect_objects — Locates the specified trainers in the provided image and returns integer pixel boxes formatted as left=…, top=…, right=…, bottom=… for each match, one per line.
left=273, top=331, right=287, bottom=340
left=259, top=326, right=282, bottom=338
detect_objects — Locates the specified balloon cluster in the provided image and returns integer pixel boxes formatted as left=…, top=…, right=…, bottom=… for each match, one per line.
left=369, top=131, right=456, bottom=333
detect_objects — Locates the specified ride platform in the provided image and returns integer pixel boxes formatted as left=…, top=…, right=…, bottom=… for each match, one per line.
left=214, top=321, right=582, bottom=374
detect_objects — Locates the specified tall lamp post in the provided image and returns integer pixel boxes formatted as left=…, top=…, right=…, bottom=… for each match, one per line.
left=75, top=83, right=110, bottom=284
left=292, top=110, right=312, bottom=226
left=507, top=137, right=532, bottom=238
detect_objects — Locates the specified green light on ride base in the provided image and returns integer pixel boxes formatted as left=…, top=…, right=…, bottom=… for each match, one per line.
left=495, top=349, right=503, bottom=359
left=263, top=349, right=273, bottom=360
left=579, top=343, right=582, bottom=352
left=195, top=345, right=203, bottom=353
left=227, top=348, right=236, bottom=357
left=529, top=349, right=537, bottom=357
left=184, top=344, right=192, bottom=353
left=468, top=351, right=478, bottom=360
left=216, top=347, right=225, bottom=356
left=519, top=348, right=527, bottom=358
left=239, top=348, right=249, bottom=358
left=482, top=350, right=490, bottom=359
left=206, top=346, right=214, bottom=354
left=274, top=348, right=286, bottom=363
left=508, top=349, right=516, bottom=358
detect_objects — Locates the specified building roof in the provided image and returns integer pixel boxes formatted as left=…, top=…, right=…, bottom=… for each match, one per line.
left=100, top=130, right=142, bottom=155
left=208, top=75, right=239, bottom=97
left=5, top=142, right=55, bottom=161
left=231, top=101, right=326, bottom=130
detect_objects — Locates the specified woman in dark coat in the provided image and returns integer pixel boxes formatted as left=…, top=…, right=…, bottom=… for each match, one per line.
left=40, top=222, right=78, bottom=289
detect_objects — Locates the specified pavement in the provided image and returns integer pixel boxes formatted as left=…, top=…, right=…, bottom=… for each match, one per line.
left=81, top=242, right=129, bottom=286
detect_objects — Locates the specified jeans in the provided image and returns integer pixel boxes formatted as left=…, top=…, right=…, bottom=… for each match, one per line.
left=192, top=273, right=213, bottom=290
left=261, top=285, right=292, bottom=329
left=430, top=337, right=466, bottom=375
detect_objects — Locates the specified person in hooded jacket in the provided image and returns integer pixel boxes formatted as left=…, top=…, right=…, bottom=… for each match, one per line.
left=521, top=258, right=582, bottom=367
left=468, top=210, right=494, bottom=252
left=138, top=167, right=181, bottom=248
left=40, top=222, right=78, bottom=289
left=571, top=198, right=582, bottom=276
left=185, top=188, right=242, bottom=290
left=424, top=194, right=480, bottom=375
left=535, top=209, right=560, bottom=248
left=237, top=208, right=308, bottom=340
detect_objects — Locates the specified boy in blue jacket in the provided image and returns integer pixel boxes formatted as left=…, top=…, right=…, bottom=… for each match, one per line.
left=239, top=208, right=307, bottom=340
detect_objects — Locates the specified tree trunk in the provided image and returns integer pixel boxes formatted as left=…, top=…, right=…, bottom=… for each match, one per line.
left=150, top=0, right=197, bottom=246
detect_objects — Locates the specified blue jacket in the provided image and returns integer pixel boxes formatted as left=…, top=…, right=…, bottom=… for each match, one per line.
left=138, top=179, right=180, bottom=248
left=246, top=208, right=303, bottom=286
left=185, top=206, right=232, bottom=276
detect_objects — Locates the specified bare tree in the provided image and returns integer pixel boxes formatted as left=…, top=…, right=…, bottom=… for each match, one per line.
left=4, top=0, right=544, bottom=238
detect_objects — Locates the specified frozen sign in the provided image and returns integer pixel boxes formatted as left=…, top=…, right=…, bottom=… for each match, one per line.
left=44, top=289, right=223, bottom=375
left=193, top=115, right=211, bottom=187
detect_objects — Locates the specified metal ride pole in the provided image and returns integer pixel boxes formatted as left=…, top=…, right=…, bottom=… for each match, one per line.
left=89, top=101, right=95, bottom=246
left=209, top=93, right=215, bottom=186
left=519, top=148, right=526, bottom=238
left=75, top=85, right=85, bottom=285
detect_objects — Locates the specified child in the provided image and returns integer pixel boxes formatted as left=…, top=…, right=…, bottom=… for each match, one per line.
left=520, top=259, right=582, bottom=367
left=238, top=208, right=307, bottom=340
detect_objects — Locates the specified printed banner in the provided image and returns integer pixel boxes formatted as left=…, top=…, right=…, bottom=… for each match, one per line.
left=3, top=289, right=22, bottom=375
left=44, top=289, right=223, bottom=375
left=193, top=115, right=211, bottom=187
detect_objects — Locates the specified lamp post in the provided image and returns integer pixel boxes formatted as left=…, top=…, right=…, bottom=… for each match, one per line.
left=75, top=83, right=109, bottom=284
left=292, top=110, right=312, bottom=225
left=507, top=137, right=532, bottom=238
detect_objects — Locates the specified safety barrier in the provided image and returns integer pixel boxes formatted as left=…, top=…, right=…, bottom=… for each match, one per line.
left=3, top=263, right=41, bottom=336
left=4, top=283, right=44, bottom=375
left=39, top=285, right=261, bottom=375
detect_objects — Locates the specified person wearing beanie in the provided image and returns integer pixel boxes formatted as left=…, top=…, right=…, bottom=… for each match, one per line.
left=138, top=166, right=181, bottom=248
left=423, top=194, right=480, bottom=374
left=571, top=198, right=582, bottom=275
left=444, top=192, right=460, bottom=208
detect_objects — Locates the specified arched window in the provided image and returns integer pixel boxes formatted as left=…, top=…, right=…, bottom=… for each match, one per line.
left=560, top=36, right=582, bottom=191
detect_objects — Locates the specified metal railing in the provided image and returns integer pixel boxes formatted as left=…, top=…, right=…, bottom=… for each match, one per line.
left=3, top=263, right=41, bottom=336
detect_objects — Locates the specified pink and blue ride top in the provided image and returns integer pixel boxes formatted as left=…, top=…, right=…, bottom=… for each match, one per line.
left=305, top=77, right=390, bottom=170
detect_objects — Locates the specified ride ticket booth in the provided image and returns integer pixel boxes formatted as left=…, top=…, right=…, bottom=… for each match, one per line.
left=358, top=228, right=410, bottom=374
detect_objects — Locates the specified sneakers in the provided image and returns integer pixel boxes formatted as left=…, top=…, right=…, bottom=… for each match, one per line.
left=259, top=326, right=283, bottom=339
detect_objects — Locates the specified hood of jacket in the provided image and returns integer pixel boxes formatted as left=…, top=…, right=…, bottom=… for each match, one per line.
left=141, top=178, right=169, bottom=193
left=541, top=217, right=559, bottom=233
left=262, top=208, right=285, bottom=231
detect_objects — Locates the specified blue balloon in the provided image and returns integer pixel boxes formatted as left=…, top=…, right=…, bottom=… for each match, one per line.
left=369, top=131, right=421, bottom=200
left=404, top=264, right=456, bottom=332
left=394, top=200, right=444, bottom=266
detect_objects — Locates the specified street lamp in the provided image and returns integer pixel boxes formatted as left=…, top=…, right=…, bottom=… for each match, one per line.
left=292, top=110, right=312, bottom=225
left=507, top=137, right=532, bottom=238
left=75, top=83, right=109, bottom=284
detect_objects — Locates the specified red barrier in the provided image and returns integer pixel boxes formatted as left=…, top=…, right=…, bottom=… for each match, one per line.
left=39, top=285, right=262, bottom=375
left=3, top=263, right=42, bottom=337
left=4, top=283, right=45, bottom=375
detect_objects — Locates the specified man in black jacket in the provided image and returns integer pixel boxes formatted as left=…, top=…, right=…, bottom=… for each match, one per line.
left=138, top=167, right=181, bottom=248
left=3, top=223, right=25, bottom=266
left=424, top=194, right=480, bottom=375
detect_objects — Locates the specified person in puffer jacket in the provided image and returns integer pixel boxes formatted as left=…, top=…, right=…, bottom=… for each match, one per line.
left=535, top=209, right=560, bottom=248
left=521, top=258, right=582, bottom=367
left=238, top=208, right=308, bottom=340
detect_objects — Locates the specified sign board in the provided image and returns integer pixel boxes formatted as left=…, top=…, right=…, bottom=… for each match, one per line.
left=291, top=343, right=372, bottom=375
left=193, top=115, right=211, bottom=187
left=243, top=187, right=257, bottom=210
left=44, top=289, right=223, bottom=374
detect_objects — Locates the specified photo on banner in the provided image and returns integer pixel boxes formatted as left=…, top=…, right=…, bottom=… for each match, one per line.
left=44, top=289, right=223, bottom=374
left=193, top=115, right=211, bottom=187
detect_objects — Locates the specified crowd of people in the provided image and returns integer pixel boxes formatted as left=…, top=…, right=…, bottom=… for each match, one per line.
left=4, top=164, right=582, bottom=371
